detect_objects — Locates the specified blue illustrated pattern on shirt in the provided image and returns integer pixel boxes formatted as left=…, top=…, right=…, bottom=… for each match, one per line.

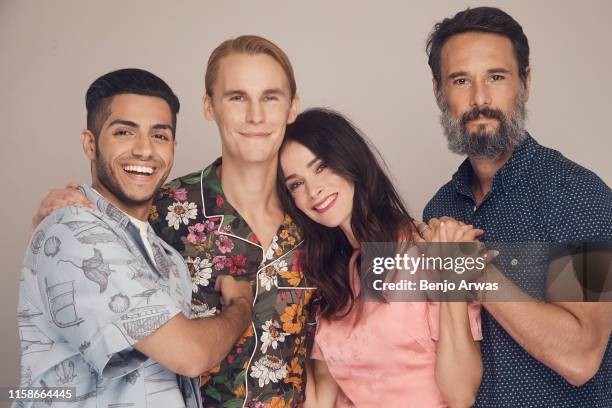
left=16, top=185, right=201, bottom=407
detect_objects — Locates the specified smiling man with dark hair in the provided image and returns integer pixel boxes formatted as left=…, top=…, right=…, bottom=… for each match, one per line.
left=17, top=68, right=253, bottom=407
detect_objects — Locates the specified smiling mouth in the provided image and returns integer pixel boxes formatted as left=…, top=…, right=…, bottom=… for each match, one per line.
left=239, top=131, right=272, bottom=137
left=313, top=193, right=338, bottom=213
left=122, top=164, right=156, bottom=179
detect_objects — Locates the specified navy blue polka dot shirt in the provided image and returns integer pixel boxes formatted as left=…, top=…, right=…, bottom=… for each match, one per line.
left=424, top=134, right=612, bottom=407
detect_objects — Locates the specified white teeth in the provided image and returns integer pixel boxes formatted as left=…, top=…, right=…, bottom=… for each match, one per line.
left=315, top=194, right=336, bottom=210
left=123, top=165, right=154, bottom=175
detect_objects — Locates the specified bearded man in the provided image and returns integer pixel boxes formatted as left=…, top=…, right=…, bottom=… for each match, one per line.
left=423, top=6, right=612, bottom=408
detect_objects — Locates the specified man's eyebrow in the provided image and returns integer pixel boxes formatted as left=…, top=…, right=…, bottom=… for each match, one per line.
left=487, top=67, right=512, bottom=74
left=152, top=124, right=174, bottom=132
left=448, top=71, right=468, bottom=80
left=108, top=119, right=138, bottom=128
left=263, top=88, right=287, bottom=95
left=222, top=89, right=247, bottom=97
left=283, top=157, right=321, bottom=182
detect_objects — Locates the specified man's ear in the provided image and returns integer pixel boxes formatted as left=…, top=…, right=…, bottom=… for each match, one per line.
left=203, top=93, right=215, bottom=121
left=81, top=129, right=97, bottom=160
left=287, top=94, right=300, bottom=124
left=523, top=66, right=532, bottom=100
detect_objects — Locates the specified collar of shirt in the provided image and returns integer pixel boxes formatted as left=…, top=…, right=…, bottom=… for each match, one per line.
left=198, top=158, right=304, bottom=264
left=452, top=132, right=538, bottom=200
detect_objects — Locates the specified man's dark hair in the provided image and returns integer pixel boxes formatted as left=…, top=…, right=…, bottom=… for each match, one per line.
left=426, top=7, right=530, bottom=89
left=85, top=68, right=180, bottom=139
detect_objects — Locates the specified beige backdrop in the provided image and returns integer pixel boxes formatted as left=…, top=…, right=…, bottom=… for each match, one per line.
left=1, top=0, right=611, bottom=394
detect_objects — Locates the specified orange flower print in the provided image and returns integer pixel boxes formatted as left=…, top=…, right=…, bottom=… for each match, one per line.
left=234, top=383, right=246, bottom=398
left=267, top=396, right=292, bottom=408
left=280, top=303, right=305, bottom=334
left=284, top=356, right=304, bottom=392
left=200, top=363, right=221, bottom=385
left=280, top=229, right=289, bottom=239
left=287, top=236, right=296, bottom=245
left=237, top=324, right=254, bottom=346
left=148, top=204, right=159, bottom=221
left=279, top=270, right=302, bottom=287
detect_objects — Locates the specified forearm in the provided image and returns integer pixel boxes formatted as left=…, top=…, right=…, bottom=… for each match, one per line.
left=484, top=264, right=610, bottom=385
left=484, top=299, right=609, bottom=385
left=191, top=297, right=253, bottom=371
left=136, top=297, right=252, bottom=377
left=435, top=302, right=482, bottom=408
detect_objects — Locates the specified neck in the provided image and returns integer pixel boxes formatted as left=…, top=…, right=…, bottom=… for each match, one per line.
left=91, top=181, right=150, bottom=222
left=468, top=148, right=514, bottom=203
left=219, top=155, right=282, bottom=218
left=339, top=217, right=359, bottom=249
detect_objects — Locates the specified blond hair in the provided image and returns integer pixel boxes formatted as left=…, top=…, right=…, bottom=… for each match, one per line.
left=205, top=35, right=297, bottom=98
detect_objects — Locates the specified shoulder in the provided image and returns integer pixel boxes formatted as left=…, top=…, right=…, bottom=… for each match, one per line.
left=534, top=145, right=610, bottom=203
left=35, top=205, right=113, bottom=238
left=532, top=145, right=612, bottom=240
left=423, top=179, right=456, bottom=221
left=25, top=206, right=128, bottom=272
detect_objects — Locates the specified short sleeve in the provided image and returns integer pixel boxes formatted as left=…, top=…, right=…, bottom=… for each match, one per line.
left=34, top=213, right=183, bottom=379
left=427, top=301, right=482, bottom=341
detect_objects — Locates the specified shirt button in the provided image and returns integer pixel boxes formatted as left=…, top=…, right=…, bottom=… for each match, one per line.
left=510, top=259, right=519, bottom=266
left=473, top=205, right=477, bottom=212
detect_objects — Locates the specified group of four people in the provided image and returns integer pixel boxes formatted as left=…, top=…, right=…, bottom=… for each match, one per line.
left=17, top=6, right=612, bottom=408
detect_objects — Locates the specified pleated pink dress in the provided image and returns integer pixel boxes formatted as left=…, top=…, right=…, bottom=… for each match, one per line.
left=311, top=248, right=482, bottom=407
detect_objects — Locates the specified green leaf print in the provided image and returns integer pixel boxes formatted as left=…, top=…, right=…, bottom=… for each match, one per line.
left=205, top=385, right=222, bottom=401
left=232, top=369, right=246, bottom=391
left=181, top=174, right=202, bottom=185
left=222, top=398, right=245, bottom=408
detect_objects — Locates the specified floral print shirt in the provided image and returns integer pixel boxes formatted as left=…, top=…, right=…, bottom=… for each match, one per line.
left=150, top=158, right=317, bottom=408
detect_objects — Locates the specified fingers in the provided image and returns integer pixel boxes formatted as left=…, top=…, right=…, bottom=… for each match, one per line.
left=415, top=221, right=433, bottom=241
left=439, top=222, right=448, bottom=242
left=412, top=231, right=426, bottom=243
left=214, top=274, right=227, bottom=292
left=439, top=216, right=466, bottom=226
left=461, top=228, right=485, bottom=242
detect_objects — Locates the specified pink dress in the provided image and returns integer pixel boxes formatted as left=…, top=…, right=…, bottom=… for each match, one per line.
left=311, top=249, right=482, bottom=407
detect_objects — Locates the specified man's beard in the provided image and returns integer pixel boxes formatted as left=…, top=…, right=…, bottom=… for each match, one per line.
left=95, top=154, right=163, bottom=207
left=436, top=86, right=528, bottom=160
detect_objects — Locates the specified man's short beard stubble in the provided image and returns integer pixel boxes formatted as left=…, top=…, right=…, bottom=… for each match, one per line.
left=95, top=146, right=166, bottom=207
left=436, top=85, right=528, bottom=160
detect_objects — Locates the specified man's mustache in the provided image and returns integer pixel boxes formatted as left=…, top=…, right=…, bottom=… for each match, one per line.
left=460, top=107, right=506, bottom=125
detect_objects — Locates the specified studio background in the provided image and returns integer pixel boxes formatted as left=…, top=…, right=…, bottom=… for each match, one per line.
left=1, top=0, right=610, bottom=394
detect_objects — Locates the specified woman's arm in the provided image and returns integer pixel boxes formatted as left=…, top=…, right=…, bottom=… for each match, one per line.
left=304, top=359, right=339, bottom=408
left=419, top=219, right=484, bottom=407
left=435, top=302, right=482, bottom=408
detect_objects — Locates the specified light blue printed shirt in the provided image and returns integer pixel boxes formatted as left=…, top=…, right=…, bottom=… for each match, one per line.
left=17, top=185, right=201, bottom=407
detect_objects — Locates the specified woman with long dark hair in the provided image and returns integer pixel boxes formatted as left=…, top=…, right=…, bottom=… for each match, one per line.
left=278, top=108, right=483, bottom=407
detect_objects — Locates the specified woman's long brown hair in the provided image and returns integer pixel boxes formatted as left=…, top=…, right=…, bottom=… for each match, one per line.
left=277, top=108, right=415, bottom=319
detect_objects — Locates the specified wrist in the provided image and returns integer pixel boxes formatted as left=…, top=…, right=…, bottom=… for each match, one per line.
left=226, top=296, right=253, bottom=312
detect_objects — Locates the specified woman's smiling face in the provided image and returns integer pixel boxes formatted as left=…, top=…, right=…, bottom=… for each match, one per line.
left=280, top=140, right=354, bottom=230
